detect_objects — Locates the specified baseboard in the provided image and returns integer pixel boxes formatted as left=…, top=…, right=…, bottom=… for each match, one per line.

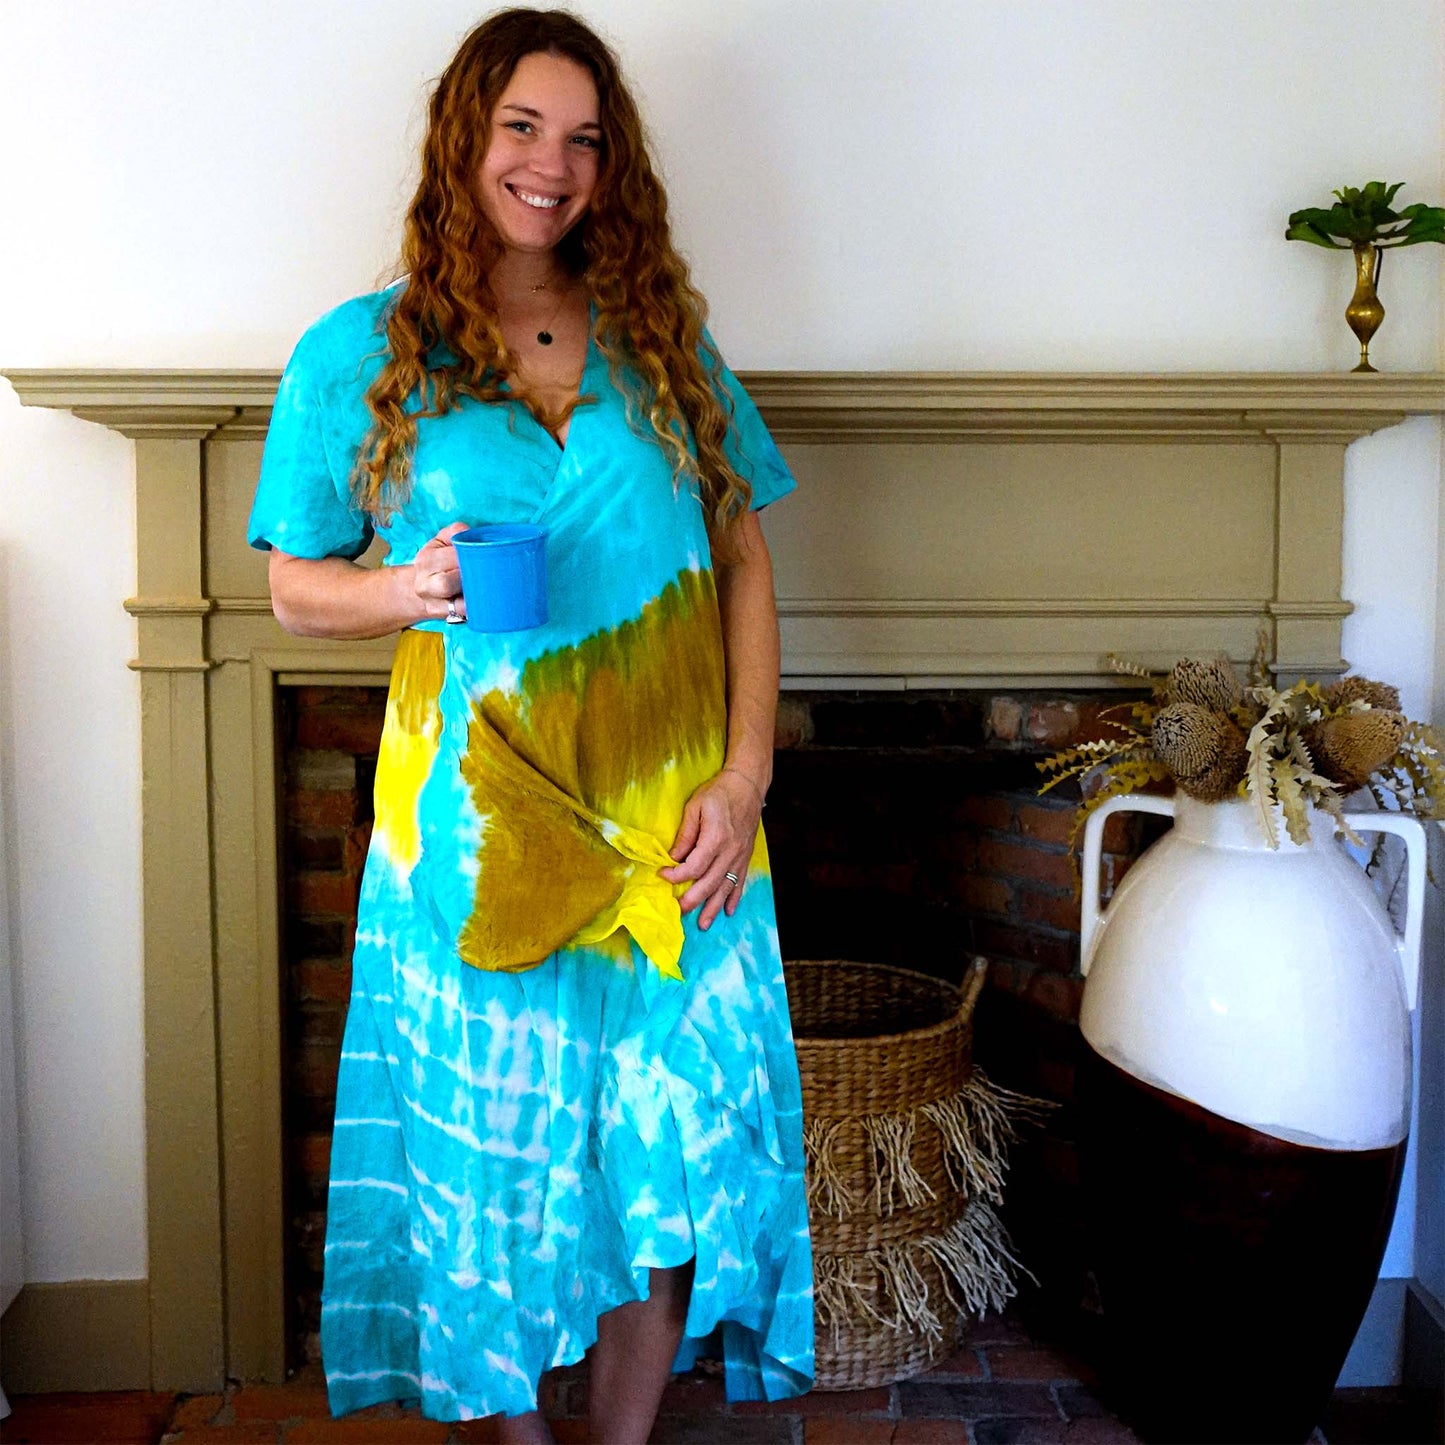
left=1337, top=1277, right=1408, bottom=1387
left=0, top=1279, right=150, bottom=1391
left=1404, top=1279, right=1444, bottom=1393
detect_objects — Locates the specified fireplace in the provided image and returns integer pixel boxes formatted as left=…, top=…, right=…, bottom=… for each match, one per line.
left=4, top=363, right=1437, bottom=1389
left=272, top=679, right=1159, bottom=1370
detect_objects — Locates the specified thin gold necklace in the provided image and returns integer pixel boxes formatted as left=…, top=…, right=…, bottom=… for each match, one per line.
left=528, top=275, right=571, bottom=346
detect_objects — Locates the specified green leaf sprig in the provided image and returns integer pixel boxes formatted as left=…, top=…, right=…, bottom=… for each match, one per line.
left=1286, top=180, right=1445, bottom=250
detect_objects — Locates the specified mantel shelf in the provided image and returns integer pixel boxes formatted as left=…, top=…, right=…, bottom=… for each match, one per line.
left=6, top=368, right=1443, bottom=442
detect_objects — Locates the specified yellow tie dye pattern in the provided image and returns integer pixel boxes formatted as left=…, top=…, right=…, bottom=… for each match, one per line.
left=371, top=630, right=445, bottom=875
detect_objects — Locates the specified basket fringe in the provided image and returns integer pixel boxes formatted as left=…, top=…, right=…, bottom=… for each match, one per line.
left=807, top=1070, right=1050, bottom=1219
left=921, top=1071, right=1016, bottom=1204
left=814, top=1200, right=1028, bottom=1341
left=879, top=1239, right=944, bottom=1342
left=804, top=1117, right=860, bottom=1218
left=864, top=1111, right=936, bottom=1213
left=920, top=1198, right=1036, bottom=1319
left=815, top=1253, right=902, bottom=1345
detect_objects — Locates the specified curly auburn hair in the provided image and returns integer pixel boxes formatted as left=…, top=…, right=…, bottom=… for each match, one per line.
left=356, top=7, right=750, bottom=533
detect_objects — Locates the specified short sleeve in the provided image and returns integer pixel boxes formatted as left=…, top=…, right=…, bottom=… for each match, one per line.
left=248, top=325, right=374, bottom=559
left=707, top=335, right=796, bottom=512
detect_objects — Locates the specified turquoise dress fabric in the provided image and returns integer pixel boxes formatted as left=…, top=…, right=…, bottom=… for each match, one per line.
left=249, top=288, right=814, bottom=1422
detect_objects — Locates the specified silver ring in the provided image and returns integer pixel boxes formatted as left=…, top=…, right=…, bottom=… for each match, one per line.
left=724, top=872, right=740, bottom=888
left=445, top=597, right=464, bottom=625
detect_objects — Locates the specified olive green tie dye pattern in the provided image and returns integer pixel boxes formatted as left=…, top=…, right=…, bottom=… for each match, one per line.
left=456, top=567, right=727, bottom=974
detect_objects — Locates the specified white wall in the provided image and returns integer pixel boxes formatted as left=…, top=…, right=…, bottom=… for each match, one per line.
left=1, top=0, right=1440, bottom=1299
left=0, top=408, right=146, bottom=1282
left=1421, top=426, right=1445, bottom=1310
left=1342, top=417, right=1442, bottom=1288
left=0, top=688, right=25, bottom=1314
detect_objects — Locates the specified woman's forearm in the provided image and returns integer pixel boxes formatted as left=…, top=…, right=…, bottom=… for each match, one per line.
left=268, top=550, right=441, bottom=639
left=268, top=525, right=467, bottom=639
left=714, top=511, right=781, bottom=798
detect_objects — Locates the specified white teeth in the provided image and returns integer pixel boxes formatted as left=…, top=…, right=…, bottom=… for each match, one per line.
left=512, top=187, right=562, bottom=209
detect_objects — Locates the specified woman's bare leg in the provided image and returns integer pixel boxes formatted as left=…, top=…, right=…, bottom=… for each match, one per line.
left=497, top=1370, right=555, bottom=1445
left=498, top=1408, right=553, bottom=1444
left=588, top=1259, right=696, bottom=1445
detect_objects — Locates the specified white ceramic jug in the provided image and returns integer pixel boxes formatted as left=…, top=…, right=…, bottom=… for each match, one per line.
left=1079, top=793, right=1423, bottom=1151
left=1075, top=792, right=1424, bottom=1441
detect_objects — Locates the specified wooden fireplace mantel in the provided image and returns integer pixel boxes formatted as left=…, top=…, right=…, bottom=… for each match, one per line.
left=10, top=367, right=1444, bottom=689
left=6, top=366, right=1443, bottom=1389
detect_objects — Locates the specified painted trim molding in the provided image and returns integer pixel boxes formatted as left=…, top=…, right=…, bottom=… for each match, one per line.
left=1404, top=1280, right=1444, bottom=1392
left=6, top=367, right=1443, bottom=433
left=0, top=1280, right=151, bottom=1392
left=5, top=366, right=1443, bottom=1389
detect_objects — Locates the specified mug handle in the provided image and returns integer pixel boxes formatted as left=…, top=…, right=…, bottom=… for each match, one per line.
left=1339, top=812, right=1426, bottom=1011
left=1080, top=793, right=1176, bottom=977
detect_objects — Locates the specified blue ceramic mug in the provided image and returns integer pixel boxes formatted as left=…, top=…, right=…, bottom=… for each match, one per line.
left=450, top=524, right=548, bottom=632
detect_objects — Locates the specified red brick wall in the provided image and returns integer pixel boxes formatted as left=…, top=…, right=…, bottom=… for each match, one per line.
left=279, top=685, right=387, bottom=1369
left=767, top=696, right=1142, bottom=1044
left=277, top=684, right=1155, bottom=1369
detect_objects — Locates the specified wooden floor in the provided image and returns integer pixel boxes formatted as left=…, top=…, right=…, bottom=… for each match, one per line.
left=3, top=1311, right=1438, bottom=1444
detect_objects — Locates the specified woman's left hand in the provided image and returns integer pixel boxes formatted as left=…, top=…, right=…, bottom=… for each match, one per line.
left=661, top=769, right=765, bottom=930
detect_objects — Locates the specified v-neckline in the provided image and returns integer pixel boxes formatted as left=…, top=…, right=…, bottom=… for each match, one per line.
left=533, top=313, right=596, bottom=454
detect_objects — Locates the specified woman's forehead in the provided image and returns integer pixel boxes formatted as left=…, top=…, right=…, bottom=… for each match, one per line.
left=495, top=51, right=600, bottom=121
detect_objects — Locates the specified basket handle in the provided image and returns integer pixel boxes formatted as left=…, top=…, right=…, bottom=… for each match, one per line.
left=959, top=955, right=989, bottom=1020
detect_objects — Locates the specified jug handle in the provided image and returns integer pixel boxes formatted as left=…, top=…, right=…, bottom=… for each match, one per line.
left=1080, top=793, right=1176, bottom=977
left=1339, top=811, right=1425, bottom=1011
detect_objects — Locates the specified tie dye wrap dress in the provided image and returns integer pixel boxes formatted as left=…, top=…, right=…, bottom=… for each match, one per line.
left=248, top=289, right=814, bottom=1422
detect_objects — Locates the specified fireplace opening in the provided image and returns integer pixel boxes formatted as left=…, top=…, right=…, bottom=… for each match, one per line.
left=277, top=682, right=1158, bottom=1373
left=279, top=684, right=387, bottom=1370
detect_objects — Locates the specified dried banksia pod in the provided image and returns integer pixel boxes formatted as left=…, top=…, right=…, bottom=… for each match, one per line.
left=1163, top=656, right=1243, bottom=713
left=1322, top=676, right=1401, bottom=712
left=1304, top=710, right=1406, bottom=791
left=1152, top=703, right=1249, bottom=801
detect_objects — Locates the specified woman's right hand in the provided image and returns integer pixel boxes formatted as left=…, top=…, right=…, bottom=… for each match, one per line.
left=412, top=521, right=470, bottom=622
left=268, top=521, right=473, bottom=639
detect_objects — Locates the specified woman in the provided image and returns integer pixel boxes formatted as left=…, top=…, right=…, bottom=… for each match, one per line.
left=248, top=9, right=812, bottom=1442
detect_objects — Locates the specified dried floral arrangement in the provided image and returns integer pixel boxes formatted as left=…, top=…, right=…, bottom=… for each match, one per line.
left=1038, top=652, right=1445, bottom=850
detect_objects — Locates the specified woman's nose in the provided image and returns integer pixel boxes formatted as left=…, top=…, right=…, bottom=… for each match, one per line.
left=531, top=138, right=570, bottom=177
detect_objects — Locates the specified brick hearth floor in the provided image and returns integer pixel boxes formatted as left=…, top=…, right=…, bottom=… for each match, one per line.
left=4, top=1310, right=1432, bottom=1445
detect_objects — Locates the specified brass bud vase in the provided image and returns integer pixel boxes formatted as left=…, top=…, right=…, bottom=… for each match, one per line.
left=1345, top=242, right=1384, bottom=373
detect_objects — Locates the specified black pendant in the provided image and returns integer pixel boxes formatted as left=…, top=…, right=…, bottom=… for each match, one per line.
left=537, top=330, right=553, bottom=346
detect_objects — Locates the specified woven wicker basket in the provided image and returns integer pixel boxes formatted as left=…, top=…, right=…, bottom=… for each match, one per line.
left=786, top=957, right=1033, bottom=1390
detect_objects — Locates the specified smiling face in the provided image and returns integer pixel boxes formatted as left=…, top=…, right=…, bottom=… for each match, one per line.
left=476, top=50, right=602, bottom=260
